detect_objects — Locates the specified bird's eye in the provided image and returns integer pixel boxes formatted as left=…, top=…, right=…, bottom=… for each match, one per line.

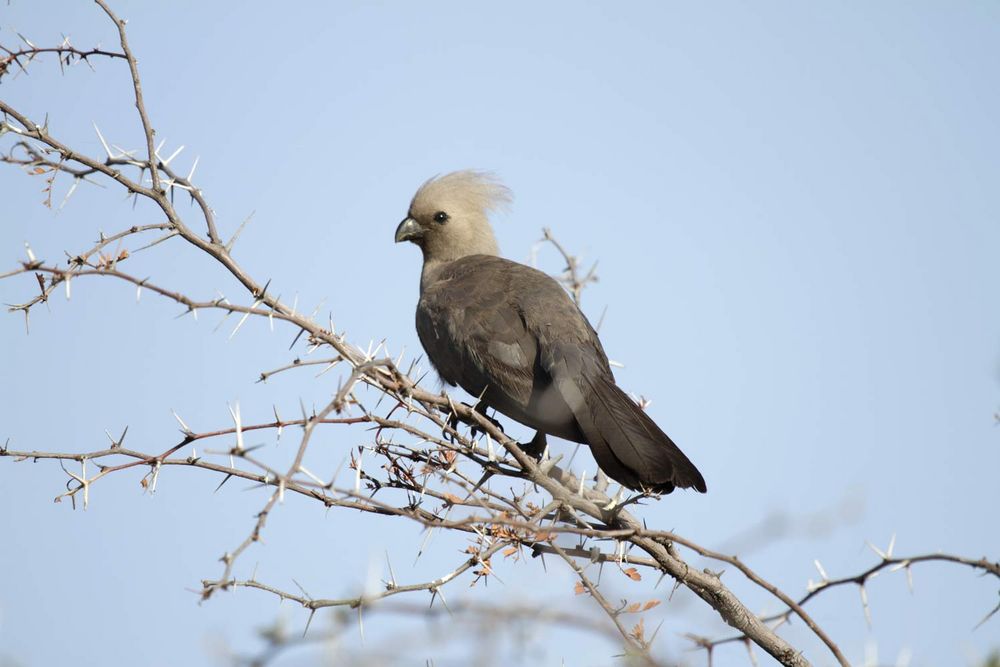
left=433, top=211, right=449, bottom=224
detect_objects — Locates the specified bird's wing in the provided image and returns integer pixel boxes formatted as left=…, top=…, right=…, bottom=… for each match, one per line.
left=416, top=256, right=538, bottom=406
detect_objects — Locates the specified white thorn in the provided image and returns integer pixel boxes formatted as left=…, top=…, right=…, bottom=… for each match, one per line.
left=81, top=459, right=89, bottom=509
left=298, top=465, right=324, bottom=486
left=149, top=461, right=161, bottom=494
left=536, top=452, right=562, bottom=474
left=866, top=540, right=887, bottom=560
left=110, top=143, right=138, bottom=159
left=187, top=155, right=200, bottom=181
left=229, top=300, right=261, bottom=339
left=16, top=32, right=36, bottom=49
left=93, top=123, right=113, bottom=159
left=171, top=409, right=192, bottom=435
left=59, top=178, right=80, bottom=210
left=602, top=486, right=625, bottom=510
left=162, top=144, right=184, bottom=166
left=228, top=402, right=244, bottom=452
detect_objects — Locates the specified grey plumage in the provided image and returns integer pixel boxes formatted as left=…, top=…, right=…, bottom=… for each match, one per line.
left=395, top=171, right=706, bottom=494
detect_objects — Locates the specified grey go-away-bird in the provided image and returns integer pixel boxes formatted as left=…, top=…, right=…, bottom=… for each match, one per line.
left=394, top=171, right=706, bottom=494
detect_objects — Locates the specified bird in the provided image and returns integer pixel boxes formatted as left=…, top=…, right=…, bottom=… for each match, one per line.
left=394, top=171, right=706, bottom=494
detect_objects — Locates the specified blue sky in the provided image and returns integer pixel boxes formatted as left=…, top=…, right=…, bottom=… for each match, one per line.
left=1, top=2, right=998, bottom=666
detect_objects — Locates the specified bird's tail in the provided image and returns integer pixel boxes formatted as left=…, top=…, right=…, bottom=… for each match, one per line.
left=573, top=374, right=707, bottom=494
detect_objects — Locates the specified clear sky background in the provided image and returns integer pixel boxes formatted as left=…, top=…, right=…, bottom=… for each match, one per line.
left=1, top=2, right=998, bottom=666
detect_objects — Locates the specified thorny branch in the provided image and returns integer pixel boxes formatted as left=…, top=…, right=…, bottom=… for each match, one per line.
left=0, top=36, right=125, bottom=80
left=1, top=9, right=997, bottom=667
left=230, top=601, right=638, bottom=667
left=535, top=227, right=599, bottom=307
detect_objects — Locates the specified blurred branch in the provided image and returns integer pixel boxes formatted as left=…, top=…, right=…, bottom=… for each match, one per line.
left=231, top=600, right=649, bottom=667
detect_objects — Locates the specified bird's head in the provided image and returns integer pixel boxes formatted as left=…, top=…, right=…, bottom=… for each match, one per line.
left=395, top=170, right=511, bottom=262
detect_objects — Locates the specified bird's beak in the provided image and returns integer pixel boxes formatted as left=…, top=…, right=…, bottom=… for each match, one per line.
left=394, top=216, right=423, bottom=243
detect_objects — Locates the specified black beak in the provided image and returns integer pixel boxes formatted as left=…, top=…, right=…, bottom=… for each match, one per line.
left=394, top=217, right=423, bottom=243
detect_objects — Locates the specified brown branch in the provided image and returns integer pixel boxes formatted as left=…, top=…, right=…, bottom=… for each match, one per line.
left=94, top=0, right=161, bottom=193
left=0, top=42, right=125, bottom=81
left=548, top=540, right=662, bottom=666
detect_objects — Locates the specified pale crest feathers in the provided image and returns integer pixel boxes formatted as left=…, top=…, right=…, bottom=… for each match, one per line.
left=410, top=170, right=512, bottom=221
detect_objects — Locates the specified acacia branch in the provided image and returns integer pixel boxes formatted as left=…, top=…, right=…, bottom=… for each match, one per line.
left=2, top=7, right=996, bottom=667
left=93, top=0, right=162, bottom=194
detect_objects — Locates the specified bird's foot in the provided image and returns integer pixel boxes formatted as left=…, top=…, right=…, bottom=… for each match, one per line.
left=517, top=431, right=548, bottom=461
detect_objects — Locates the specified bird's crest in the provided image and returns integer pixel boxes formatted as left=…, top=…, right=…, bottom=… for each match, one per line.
left=411, top=170, right=512, bottom=220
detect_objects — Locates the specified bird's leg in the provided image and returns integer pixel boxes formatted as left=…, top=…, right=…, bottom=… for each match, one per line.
left=444, top=399, right=462, bottom=444
left=518, top=431, right=548, bottom=461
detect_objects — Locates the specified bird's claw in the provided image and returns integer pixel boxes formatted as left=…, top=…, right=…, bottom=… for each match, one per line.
left=518, top=432, right=547, bottom=461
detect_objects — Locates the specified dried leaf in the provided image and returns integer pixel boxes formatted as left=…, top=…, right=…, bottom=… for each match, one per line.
left=643, top=599, right=661, bottom=611
left=502, top=546, right=518, bottom=557
left=32, top=166, right=46, bottom=174
left=626, top=602, right=642, bottom=613
left=442, top=493, right=462, bottom=505
left=630, top=618, right=645, bottom=643
left=573, top=581, right=587, bottom=595
left=623, top=567, right=641, bottom=581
